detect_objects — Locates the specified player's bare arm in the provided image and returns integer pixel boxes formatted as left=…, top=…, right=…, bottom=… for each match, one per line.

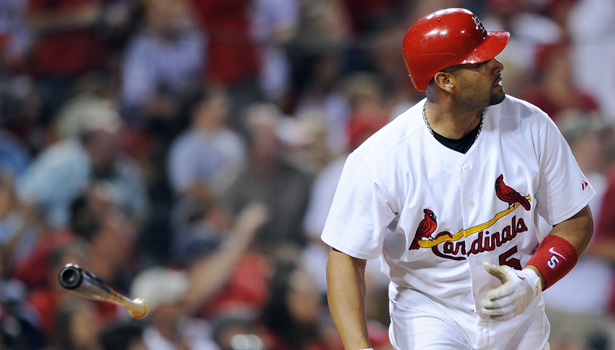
left=547, top=205, right=593, bottom=257
left=326, top=248, right=372, bottom=349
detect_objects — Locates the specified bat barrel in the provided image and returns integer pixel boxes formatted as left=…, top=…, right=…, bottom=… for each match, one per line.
left=58, top=263, right=113, bottom=302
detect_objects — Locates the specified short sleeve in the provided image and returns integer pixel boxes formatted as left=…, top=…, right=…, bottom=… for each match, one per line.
left=535, top=118, right=595, bottom=225
left=321, top=152, right=396, bottom=260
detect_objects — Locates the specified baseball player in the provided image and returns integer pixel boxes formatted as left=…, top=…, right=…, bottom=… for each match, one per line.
left=322, top=8, right=594, bottom=350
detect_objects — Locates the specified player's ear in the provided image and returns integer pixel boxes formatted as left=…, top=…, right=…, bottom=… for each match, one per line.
left=433, top=71, right=455, bottom=93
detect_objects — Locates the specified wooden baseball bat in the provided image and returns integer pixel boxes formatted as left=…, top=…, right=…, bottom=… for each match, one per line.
left=58, top=263, right=148, bottom=319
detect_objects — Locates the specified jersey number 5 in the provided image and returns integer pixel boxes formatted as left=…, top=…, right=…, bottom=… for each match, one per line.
left=499, top=246, right=522, bottom=270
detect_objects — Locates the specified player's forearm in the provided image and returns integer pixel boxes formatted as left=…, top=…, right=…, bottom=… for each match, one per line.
left=326, top=248, right=371, bottom=349
left=528, top=205, right=593, bottom=289
left=548, top=205, right=593, bottom=256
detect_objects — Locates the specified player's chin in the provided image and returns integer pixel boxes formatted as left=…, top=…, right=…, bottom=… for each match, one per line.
left=489, top=88, right=506, bottom=106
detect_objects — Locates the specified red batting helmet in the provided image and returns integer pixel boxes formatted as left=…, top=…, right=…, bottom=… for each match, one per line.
left=402, top=8, right=510, bottom=91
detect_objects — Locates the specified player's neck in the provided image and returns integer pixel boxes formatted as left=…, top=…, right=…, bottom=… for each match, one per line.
left=423, top=101, right=483, bottom=140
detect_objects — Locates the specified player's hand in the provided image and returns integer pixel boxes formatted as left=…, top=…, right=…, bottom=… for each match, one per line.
left=480, top=262, right=542, bottom=320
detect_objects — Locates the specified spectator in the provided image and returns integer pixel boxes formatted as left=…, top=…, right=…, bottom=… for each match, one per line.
left=179, top=201, right=270, bottom=319
left=188, top=0, right=264, bottom=125
left=262, top=256, right=331, bottom=350
left=25, top=0, right=131, bottom=126
left=170, top=194, right=233, bottom=267
left=362, top=17, right=417, bottom=112
left=568, top=0, right=615, bottom=126
left=0, top=0, right=35, bottom=142
left=167, top=87, right=246, bottom=198
left=222, top=103, right=312, bottom=253
left=521, top=43, right=600, bottom=123
left=189, top=0, right=260, bottom=87
left=542, top=0, right=578, bottom=37
left=121, top=0, right=205, bottom=135
left=0, top=171, right=38, bottom=271
left=16, top=94, right=148, bottom=230
left=286, top=0, right=353, bottom=154
left=288, top=0, right=353, bottom=60
left=480, top=0, right=564, bottom=96
left=0, top=0, right=32, bottom=71
left=250, top=0, right=300, bottom=102
left=281, top=110, right=334, bottom=175
left=130, top=267, right=219, bottom=350
left=68, top=184, right=140, bottom=293
left=341, top=73, right=390, bottom=147
left=9, top=232, right=74, bottom=296
left=22, top=183, right=138, bottom=342
left=262, top=253, right=392, bottom=350
left=290, top=53, right=351, bottom=157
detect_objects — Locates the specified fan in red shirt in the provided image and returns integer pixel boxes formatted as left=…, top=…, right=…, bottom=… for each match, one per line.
left=188, top=0, right=261, bottom=87
left=521, top=43, right=599, bottom=123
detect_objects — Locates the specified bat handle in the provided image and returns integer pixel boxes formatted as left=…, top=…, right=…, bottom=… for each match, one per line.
left=89, top=280, right=149, bottom=319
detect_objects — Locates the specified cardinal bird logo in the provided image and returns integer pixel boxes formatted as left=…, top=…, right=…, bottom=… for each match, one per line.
left=410, top=209, right=438, bottom=250
left=495, top=174, right=531, bottom=210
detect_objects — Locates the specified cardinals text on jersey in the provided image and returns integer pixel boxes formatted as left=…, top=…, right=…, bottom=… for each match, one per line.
left=410, top=174, right=531, bottom=264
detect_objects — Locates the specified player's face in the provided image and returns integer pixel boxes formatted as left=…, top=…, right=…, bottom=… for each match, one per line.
left=445, top=58, right=506, bottom=108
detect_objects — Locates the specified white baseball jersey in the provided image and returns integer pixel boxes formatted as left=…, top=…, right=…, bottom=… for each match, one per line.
left=321, top=96, right=595, bottom=350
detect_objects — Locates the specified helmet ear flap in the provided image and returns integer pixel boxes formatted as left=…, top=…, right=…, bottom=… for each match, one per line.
left=402, top=8, right=510, bottom=92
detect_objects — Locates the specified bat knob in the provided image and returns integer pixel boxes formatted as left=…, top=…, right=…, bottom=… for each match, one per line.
left=128, top=298, right=149, bottom=319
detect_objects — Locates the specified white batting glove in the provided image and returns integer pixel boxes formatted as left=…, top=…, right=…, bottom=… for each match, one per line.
left=480, top=262, right=542, bottom=321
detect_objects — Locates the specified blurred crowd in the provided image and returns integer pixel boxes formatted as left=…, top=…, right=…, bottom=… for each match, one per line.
left=1, top=0, right=615, bottom=349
